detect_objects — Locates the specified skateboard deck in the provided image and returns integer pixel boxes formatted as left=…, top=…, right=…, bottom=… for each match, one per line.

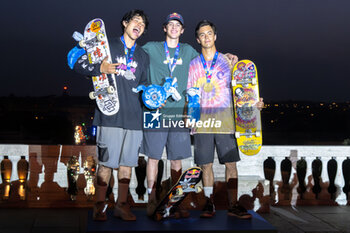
left=80, top=18, right=119, bottom=115
left=232, top=60, right=262, bottom=155
left=153, top=167, right=202, bottom=220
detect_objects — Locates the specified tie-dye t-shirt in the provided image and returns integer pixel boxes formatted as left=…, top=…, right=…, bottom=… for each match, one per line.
left=187, top=53, right=235, bottom=134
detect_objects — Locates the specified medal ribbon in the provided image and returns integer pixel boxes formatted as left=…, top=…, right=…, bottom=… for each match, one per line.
left=200, top=51, right=218, bottom=83
left=164, top=42, right=180, bottom=77
left=121, top=36, right=136, bottom=71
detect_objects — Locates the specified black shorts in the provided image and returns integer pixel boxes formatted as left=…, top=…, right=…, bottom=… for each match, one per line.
left=193, top=134, right=240, bottom=165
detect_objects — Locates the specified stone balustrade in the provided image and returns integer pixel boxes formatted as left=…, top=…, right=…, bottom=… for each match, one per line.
left=0, top=144, right=349, bottom=209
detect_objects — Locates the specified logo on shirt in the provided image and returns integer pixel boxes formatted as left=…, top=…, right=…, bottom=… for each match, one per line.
left=163, top=57, right=183, bottom=65
left=115, top=56, right=138, bottom=80
left=143, top=110, right=162, bottom=129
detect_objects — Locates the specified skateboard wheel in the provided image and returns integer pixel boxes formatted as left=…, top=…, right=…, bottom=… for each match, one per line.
left=255, top=131, right=261, bottom=137
left=107, top=86, right=115, bottom=94
left=176, top=188, right=183, bottom=196
left=231, top=80, right=237, bottom=87
left=235, top=132, right=241, bottom=138
left=195, top=186, right=202, bottom=193
left=79, top=40, right=86, bottom=48
left=89, top=91, right=96, bottom=100
left=251, top=78, right=257, bottom=85
left=97, top=33, right=105, bottom=41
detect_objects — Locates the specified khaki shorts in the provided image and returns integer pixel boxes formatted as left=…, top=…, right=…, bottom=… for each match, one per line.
left=96, top=126, right=142, bottom=169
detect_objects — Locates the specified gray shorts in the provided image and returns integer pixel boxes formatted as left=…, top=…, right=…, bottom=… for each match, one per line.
left=96, top=126, right=142, bottom=169
left=140, top=127, right=192, bottom=160
left=193, top=134, right=240, bottom=165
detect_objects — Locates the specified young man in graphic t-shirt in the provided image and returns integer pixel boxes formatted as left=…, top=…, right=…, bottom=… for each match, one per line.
left=73, top=10, right=149, bottom=221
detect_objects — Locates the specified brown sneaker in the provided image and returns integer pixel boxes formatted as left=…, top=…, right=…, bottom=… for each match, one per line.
left=114, top=202, right=136, bottom=221
left=93, top=202, right=108, bottom=221
left=200, top=197, right=215, bottom=218
left=227, top=204, right=252, bottom=219
left=171, top=206, right=190, bottom=219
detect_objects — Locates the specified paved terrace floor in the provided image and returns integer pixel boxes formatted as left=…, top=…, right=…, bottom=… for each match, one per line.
left=0, top=206, right=349, bottom=233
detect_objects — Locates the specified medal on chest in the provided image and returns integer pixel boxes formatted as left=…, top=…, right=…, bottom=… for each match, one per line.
left=200, top=51, right=218, bottom=93
left=121, top=36, right=136, bottom=80
left=203, top=82, right=214, bottom=92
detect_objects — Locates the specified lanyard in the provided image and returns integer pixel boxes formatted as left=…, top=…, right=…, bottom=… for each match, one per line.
left=200, top=51, right=218, bottom=83
left=120, top=36, right=136, bottom=70
left=164, top=42, right=180, bottom=77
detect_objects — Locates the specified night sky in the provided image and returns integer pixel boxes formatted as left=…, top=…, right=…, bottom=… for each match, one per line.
left=2, top=0, right=349, bottom=102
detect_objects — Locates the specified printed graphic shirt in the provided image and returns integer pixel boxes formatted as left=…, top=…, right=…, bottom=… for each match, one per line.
left=142, top=41, right=198, bottom=120
left=187, top=53, right=235, bottom=134
left=74, top=37, right=149, bottom=130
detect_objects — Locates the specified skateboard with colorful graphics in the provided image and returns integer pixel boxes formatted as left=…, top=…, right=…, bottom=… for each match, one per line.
left=153, top=167, right=202, bottom=221
left=76, top=18, right=119, bottom=115
left=232, top=60, right=262, bottom=155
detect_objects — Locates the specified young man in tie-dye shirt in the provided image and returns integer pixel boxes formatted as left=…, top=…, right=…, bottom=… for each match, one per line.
left=187, top=20, right=264, bottom=219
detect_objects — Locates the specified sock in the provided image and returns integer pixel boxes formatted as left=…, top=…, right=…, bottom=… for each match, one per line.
left=204, top=187, right=213, bottom=198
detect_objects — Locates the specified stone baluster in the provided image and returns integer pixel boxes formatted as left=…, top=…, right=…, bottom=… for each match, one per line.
left=1, top=156, right=12, bottom=200
left=257, top=156, right=276, bottom=213
left=327, top=157, right=337, bottom=200
left=342, top=157, right=350, bottom=205
left=280, top=157, right=292, bottom=201
left=107, top=170, right=115, bottom=202
left=296, top=157, right=307, bottom=199
left=17, top=156, right=29, bottom=200
left=67, top=155, right=79, bottom=201
left=156, top=159, right=164, bottom=200
left=263, top=156, right=276, bottom=197
left=83, top=155, right=97, bottom=200
left=312, top=157, right=322, bottom=199
left=135, top=156, right=146, bottom=200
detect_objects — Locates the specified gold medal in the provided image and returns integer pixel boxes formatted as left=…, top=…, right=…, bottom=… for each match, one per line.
left=203, top=83, right=213, bottom=92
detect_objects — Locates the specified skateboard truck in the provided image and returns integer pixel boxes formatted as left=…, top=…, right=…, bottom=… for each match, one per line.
left=232, top=78, right=257, bottom=87
left=235, top=130, right=261, bottom=138
left=89, top=86, right=115, bottom=100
